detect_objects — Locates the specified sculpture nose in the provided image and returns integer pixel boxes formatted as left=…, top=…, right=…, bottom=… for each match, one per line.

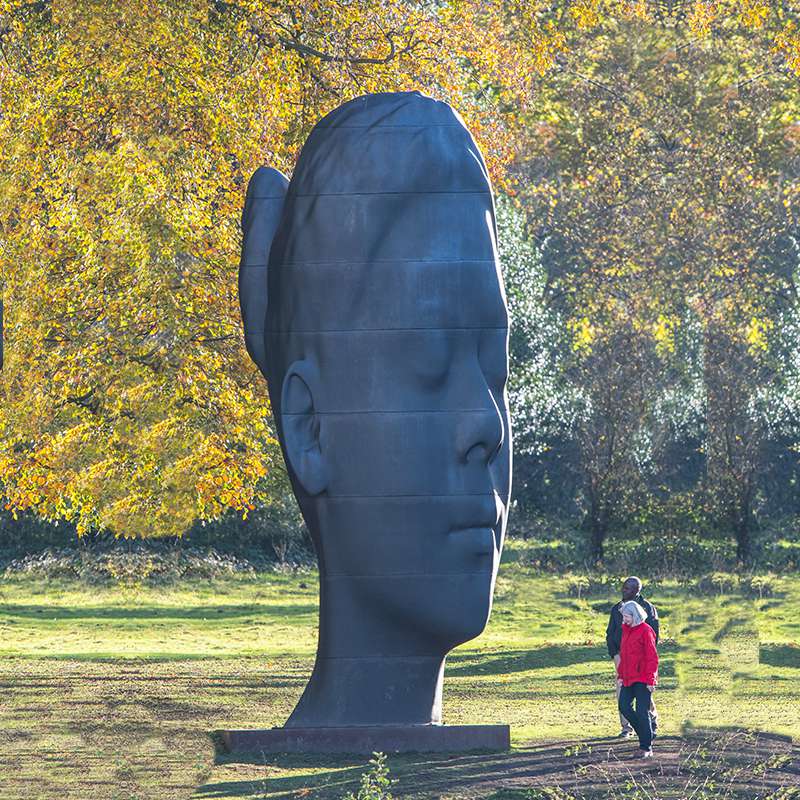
left=459, top=392, right=504, bottom=466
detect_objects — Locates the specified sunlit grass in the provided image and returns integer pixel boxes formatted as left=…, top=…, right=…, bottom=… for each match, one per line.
left=1, top=543, right=798, bottom=798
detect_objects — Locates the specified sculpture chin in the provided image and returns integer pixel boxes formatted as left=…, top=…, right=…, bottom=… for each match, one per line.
left=354, top=558, right=500, bottom=653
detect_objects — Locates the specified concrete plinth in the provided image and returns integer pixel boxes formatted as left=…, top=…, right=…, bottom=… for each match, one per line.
left=220, top=724, right=510, bottom=754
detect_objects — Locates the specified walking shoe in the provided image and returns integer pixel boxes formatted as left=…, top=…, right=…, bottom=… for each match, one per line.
left=618, top=728, right=633, bottom=738
left=632, top=748, right=653, bottom=759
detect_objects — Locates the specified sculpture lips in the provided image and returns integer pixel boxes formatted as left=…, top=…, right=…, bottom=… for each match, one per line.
left=449, top=493, right=502, bottom=557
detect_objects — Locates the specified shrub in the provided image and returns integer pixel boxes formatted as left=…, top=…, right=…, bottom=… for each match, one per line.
left=564, top=574, right=589, bottom=599
left=695, top=572, right=740, bottom=595
left=344, top=752, right=393, bottom=800
left=2, top=542, right=258, bottom=588
left=741, top=573, right=781, bottom=599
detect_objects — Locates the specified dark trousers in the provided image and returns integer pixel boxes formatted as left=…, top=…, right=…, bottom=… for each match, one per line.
left=618, top=682, right=653, bottom=750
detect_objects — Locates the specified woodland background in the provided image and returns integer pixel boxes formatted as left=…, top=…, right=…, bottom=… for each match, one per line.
left=2, top=0, right=800, bottom=574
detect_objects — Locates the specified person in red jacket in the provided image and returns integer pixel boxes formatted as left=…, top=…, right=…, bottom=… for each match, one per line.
left=617, top=600, right=659, bottom=758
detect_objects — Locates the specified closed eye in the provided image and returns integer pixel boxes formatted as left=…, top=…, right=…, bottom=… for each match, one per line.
left=414, top=332, right=452, bottom=390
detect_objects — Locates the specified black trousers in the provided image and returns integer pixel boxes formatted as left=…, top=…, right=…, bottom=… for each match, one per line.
left=618, top=682, right=653, bottom=750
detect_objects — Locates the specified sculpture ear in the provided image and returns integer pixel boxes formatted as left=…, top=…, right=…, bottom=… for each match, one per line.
left=280, top=361, right=329, bottom=496
left=239, top=166, right=289, bottom=379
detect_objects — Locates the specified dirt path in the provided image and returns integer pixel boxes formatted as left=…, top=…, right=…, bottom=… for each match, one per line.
left=205, top=729, right=799, bottom=799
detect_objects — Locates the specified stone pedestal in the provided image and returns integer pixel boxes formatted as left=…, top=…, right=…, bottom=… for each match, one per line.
left=220, top=724, right=510, bottom=754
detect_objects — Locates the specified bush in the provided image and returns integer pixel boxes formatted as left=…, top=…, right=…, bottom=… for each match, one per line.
left=752, top=518, right=800, bottom=573
left=0, top=510, right=76, bottom=560
left=560, top=572, right=623, bottom=598
left=740, top=573, right=782, bottom=599
left=508, top=504, right=800, bottom=577
left=184, top=498, right=313, bottom=568
left=344, top=752, right=393, bottom=800
left=2, top=542, right=258, bottom=588
left=564, top=574, right=589, bottom=599
left=603, top=532, right=736, bottom=578
left=694, top=572, right=740, bottom=595
left=507, top=518, right=742, bottom=578
left=0, top=491, right=315, bottom=573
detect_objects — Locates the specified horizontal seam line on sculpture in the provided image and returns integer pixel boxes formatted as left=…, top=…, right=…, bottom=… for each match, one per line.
left=262, top=326, right=507, bottom=333
left=301, top=494, right=501, bottom=499
left=313, top=123, right=464, bottom=129
left=289, top=191, right=490, bottom=197
left=282, top=410, right=504, bottom=416
left=242, top=259, right=496, bottom=266
left=269, top=259, right=497, bottom=266
left=323, top=571, right=496, bottom=580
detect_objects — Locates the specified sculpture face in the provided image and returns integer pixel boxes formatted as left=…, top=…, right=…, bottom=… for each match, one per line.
left=306, top=265, right=511, bottom=652
left=240, top=91, right=512, bottom=726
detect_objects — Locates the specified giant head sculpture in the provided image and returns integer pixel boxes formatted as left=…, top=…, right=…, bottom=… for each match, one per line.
left=239, top=91, right=512, bottom=728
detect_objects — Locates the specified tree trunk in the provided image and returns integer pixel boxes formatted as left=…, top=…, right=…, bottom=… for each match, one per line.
left=588, top=500, right=606, bottom=564
left=735, top=496, right=753, bottom=565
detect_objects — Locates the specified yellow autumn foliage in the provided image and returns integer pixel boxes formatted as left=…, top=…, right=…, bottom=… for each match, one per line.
left=0, top=0, right=797, bottom=537
left=0, top=0, right=566, bottom=537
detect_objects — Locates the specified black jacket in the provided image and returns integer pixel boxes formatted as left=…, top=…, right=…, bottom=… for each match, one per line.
left=606, top=595, right=659, bottom=658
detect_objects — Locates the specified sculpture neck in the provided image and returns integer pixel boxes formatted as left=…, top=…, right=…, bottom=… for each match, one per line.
left=285, top=653, right=446, bottom=728
left=283, top=566, right=453, bottom=728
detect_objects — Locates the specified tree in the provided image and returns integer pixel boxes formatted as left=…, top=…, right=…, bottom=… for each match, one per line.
left=2, top=0, right=799, bottom=545
left=509, top=7, right=800, bottom=560
left=497, top=196, right=585, bottom=520
left=0, top=0, right=565, bottom=537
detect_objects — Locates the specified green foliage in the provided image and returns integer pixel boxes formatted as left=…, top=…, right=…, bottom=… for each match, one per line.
left=498, top=196, right=575, bottom=460
left=343, top=752, right=393, bottom=800
left=506, top=514, right=800, bottom=577
left=511, top=14, right=800, bottom=564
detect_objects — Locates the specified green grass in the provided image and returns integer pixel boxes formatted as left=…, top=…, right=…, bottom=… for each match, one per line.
left=1, top=543, right=799, bottom=799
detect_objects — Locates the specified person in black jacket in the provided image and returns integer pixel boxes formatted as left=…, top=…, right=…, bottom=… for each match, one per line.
left=606, top=576, right=659, bottom=738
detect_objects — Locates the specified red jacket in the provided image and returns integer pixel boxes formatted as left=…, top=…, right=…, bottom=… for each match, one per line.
left=617, top=621, right=659, bottom=687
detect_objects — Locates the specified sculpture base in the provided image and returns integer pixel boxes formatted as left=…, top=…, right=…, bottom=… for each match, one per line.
left=220, top=724, right=510, bottom=754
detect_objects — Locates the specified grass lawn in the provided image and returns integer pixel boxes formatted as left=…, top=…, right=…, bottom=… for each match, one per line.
left=1, top=542, right=799, bottom=799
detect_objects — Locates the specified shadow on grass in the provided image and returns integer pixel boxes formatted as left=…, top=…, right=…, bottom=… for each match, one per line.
left=197, top=739, right=621, bottom=799
left=446, top=646, right=604, bottom=677
left=447, top=645, right=678, bottom=680
left=196, top=728, right=800, bottom=799
left=0, top=603, right=316, bottom=620
left=713, top=617, right=755, bottom=642
left=759, top=643, right=800, bottom=667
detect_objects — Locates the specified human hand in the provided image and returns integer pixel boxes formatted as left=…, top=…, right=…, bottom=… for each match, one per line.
left=647, top=684, right=655, bottom=692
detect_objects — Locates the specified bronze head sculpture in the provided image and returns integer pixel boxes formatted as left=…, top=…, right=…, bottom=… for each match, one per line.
left=239, top=91, right=512, bottom=728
